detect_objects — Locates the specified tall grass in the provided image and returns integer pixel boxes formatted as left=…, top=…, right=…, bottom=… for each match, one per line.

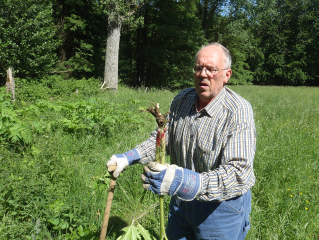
left=229, top=86, right=319, bottom=239
left=0, top=80, right=318, bottom=239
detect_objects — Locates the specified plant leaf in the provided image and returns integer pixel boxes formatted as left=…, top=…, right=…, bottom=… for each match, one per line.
left=116, top=223, right=155, bottom=240
left=136, top=223, right=156, bottom=240
left=116, top=225, right=140, bottom=240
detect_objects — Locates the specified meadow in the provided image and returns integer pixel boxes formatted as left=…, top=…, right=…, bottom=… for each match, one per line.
left=0, top=77, right=318, bottom=239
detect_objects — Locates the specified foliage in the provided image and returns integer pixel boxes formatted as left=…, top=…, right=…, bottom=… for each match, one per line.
left=15, top=75, right=101, bottom=101
left=212, top=17, right=255, bottom=85
left=0, top=0, right=59, bottom=78
left=101, top=0, right=145, bottom=25
left=117, top=223, right=156, bottom=240
left=1, top=0, right=318, bottom=87
left=118, top=0, right=319, bottom=87
left=0, top=93, right=32, bottom=147
left=120, top=0, right=206, bottom=89
left=0, top=80, right=175, bottom=239
left=52, top=0, right=108, bottom=78
left=1, top=79, right=319, bottom=239
left=248, top=0, right=319, bottom=85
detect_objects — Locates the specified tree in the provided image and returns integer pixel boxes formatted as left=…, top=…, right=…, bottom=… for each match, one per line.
left=0, top=0, right=59, bottom=81
left=52, top=0, right=108, bottom=79
left=196, top=0, right=256, bottom=85
left=119, top=0, right=206, bottom=89
left=248, top=0, right=319, bottom=85
left=101, top=0, right=144, bottom=90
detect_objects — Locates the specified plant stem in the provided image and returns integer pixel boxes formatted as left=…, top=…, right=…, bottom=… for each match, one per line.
left=145, top=102, right=169, bottom=240
left=159, top=196, right=167, bottom=240
left=157, top=127, right=168, bottom=240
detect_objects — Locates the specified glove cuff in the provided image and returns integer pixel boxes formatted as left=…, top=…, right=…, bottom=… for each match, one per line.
left=174, top=169, right=201, bottom=201
left=168, top=169, right=183, bottom=196
left=115, top=149, right=141, bottom=165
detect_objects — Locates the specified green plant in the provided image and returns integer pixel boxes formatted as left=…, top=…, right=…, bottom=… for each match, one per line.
left=0, top=0, right=59, bottom=76
left=115, top=102, right=170, bottom=240
left=0, top=92, right=32, bottom=147
left=1, top=82, right=318, bottom=239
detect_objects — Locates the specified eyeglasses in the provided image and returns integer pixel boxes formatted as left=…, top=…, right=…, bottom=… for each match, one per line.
left=193, top=66, right=228, bottom=76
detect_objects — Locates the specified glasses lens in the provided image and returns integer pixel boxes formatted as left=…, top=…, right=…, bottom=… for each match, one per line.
left=194, top=66, right=202, bottom=73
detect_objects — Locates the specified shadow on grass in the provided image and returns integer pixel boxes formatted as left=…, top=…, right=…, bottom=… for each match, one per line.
left=104, top=216, right=129, bottom=239
left=74, top=216, right=127, bottom=240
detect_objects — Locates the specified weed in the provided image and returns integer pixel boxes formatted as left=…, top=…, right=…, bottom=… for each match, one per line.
left=1, top=82, right=318, bottom=239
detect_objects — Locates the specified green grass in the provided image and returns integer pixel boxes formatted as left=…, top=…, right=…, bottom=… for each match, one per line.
left=229, top=86, right=319, bottom=239
left=0, top=80, right=318, bottom=239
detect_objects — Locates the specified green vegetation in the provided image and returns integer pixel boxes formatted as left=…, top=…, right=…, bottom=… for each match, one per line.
left=1, top=0, right=318, bottom=87
left=234, top=86, right=319, bottom=239
left=1, top=79, right=319, bottom=239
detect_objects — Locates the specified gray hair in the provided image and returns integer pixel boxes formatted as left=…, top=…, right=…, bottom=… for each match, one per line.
left=194, top=42, right=232, bottom=69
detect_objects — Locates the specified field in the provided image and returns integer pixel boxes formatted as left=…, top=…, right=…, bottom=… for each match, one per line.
left=1, top=77, right=318, bottom=239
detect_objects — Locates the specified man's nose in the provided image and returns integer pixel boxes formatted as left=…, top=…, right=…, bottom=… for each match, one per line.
left=200, top=67, right=208, bottom=77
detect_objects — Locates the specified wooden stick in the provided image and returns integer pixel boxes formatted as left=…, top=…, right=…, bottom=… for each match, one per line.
left=99, top=165, right=117, bottom=240
left=6, top=68, right=15, bottom=102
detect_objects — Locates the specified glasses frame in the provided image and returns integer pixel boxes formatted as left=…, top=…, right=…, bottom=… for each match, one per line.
left=193, top=66, right=228, bottom=76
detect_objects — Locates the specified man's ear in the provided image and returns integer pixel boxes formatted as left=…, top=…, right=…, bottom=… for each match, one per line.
left=224, top=69, right=232, bottom=84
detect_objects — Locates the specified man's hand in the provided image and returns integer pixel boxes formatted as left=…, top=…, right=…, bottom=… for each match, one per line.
left=106, top=149, right=140, bottom=178
left=107, top=155, right=129, bottom=178
left=141, top=162, right=202, bottom=201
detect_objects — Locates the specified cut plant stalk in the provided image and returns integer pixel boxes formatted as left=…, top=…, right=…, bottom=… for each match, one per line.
left=145, top=102, right=169, bottom=240
left=104, top=169, right=155, bottom=240
left=102, top=102, right=169, bottom=240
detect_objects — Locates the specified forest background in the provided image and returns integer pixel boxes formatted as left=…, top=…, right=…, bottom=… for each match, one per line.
left=1, top=0, right=319, bottom=88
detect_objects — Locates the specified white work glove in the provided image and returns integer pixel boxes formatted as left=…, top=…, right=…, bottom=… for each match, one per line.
left=106, top=149, right=140, bottom=178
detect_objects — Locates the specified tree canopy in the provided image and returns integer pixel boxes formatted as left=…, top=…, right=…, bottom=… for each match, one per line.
left=0, top=0, right=318, bottom=87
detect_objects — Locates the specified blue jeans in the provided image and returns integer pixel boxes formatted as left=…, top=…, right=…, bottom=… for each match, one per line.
left=166, top=190, right=251, bottom=240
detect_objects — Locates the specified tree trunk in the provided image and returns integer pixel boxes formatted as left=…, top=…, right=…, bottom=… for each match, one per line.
left=103, top=15, right=122, bottom=90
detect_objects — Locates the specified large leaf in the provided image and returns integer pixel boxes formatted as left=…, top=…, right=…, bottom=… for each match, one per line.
left=136, top=224, right=157, bottom=240
left=116, top=223, right=156, bottom=240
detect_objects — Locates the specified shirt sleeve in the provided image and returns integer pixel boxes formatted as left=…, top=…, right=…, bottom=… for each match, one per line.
left=134, top=128, right=157, bottom=164
left=197, top=104, right=256, bottom=202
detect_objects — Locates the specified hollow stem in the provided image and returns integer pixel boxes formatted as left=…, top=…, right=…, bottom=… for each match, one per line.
left=145, top=102, right=169, bottom=240
left=156, top=127, right=168, bottom=240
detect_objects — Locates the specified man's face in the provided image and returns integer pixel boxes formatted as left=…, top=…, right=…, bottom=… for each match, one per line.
left=194, top=45, right=232, bottom=106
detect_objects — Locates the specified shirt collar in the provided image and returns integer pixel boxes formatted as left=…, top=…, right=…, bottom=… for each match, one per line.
left=195, top=87, right=226, bottom=117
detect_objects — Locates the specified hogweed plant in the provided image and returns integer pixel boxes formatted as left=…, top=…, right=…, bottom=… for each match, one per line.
left=145, top=102, right=169, bottom=240
left=114, top=102, right=169, bottom=240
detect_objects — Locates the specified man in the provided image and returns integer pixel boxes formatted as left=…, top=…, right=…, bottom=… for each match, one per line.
left=107, top=43, right=256, bottom=239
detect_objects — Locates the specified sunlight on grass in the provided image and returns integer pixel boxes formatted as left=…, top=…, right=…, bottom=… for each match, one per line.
left=229, top=86, right=319, bottom=239
left=1, top=83, right=318, bottom=239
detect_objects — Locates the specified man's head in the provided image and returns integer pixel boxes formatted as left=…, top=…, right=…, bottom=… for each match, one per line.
left=194, top=43, right=232, bottom=108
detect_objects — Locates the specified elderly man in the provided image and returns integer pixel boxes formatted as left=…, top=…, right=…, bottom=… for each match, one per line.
left=107, top=43, right=256, bottom=239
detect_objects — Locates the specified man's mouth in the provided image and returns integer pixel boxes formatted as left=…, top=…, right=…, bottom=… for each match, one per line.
left=199, top=81, right=209, bottom=88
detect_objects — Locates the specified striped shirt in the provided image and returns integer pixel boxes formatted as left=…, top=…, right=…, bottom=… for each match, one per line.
left=135, top=87, right=256, bottom=201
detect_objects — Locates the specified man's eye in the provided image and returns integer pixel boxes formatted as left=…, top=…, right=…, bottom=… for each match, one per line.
left=206, top=67, right=215, bottom=72
left=195, top=67, right=202, bottom=72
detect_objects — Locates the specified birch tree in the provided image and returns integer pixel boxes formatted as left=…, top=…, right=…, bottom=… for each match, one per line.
left=101, top=0, right=144, bottom=90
